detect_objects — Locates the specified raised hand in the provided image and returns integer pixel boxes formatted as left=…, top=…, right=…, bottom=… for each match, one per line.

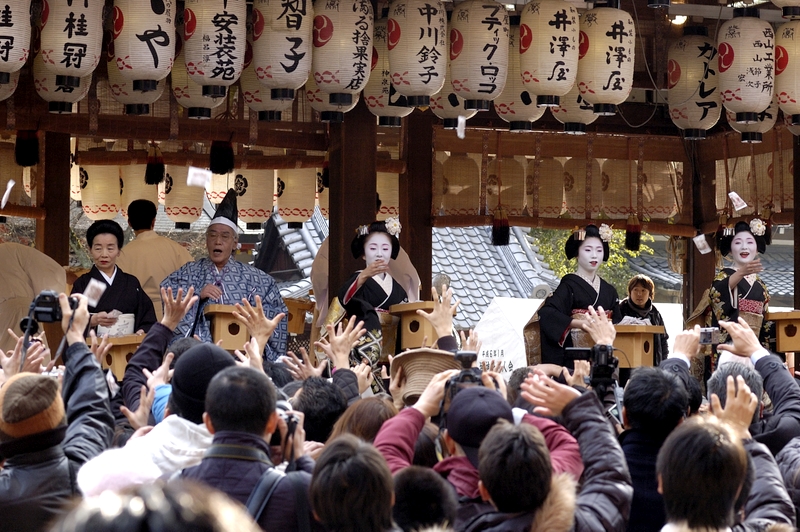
left=233, top=296, right=285, bottom=351
left=417, top=285, right=460, bottom=339
left=161, top=287, right=199, bottom=330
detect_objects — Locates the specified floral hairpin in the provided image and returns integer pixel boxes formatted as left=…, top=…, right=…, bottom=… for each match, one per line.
left=356, top=224, right=369, bottom=236
left=749, top=218, right=766, bottom=236
left=599, top=224, right=613, bottom=243
left=384, top=217, right=402, bottom=237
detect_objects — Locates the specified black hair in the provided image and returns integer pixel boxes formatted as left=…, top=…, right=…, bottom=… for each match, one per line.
left=350, top=221, right=400, bottom=260
left=168, top=337, right=201, bottom=369
left=205, top=366, right=277, bottom=435
left=707, top=362, right=764, bottom=424
left=393, top=466, right=458, bottom=532
left=507, top=366, right=534, bottom=406
left=413, top=422, right=440, bottom=468
left=718, top=221, right=768, bottom=256
left=291, top=377, right=347, bottom=443
left=263, top=360, right=294, bottom=388
left=564, top=224, right=610, bottom=261
left=86, top=219, right=125, bottom=249
left=127, top=199, right=157, bottom=231
left=623, top=367, right=688, bottom=440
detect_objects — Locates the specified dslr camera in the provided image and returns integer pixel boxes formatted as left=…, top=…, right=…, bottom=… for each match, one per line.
left=270, top=400, right=297, bottom=446
left=439, top=351, right=494, bottom=422
left=26, top=290, right=78, bottom=324
left=565, top=344, right=618, bottom=384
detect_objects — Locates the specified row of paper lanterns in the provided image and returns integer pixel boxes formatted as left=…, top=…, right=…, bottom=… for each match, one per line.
left=72, top=162, right=401, bottom=229
left=435, top=154, right=680, bottom=219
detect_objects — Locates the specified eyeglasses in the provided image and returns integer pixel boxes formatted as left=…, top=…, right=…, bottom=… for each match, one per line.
left=206, top=231, right=234, bottom=241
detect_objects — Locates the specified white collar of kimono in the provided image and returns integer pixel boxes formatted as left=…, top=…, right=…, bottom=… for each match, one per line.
left=374, top=272, right=393, bottom=297
left=209, top=218, right=239, bottom=234
left=99, top=266, right=117, bottom=285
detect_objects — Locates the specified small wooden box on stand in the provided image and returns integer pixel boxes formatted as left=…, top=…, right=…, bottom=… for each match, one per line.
left=285, top=298, right=315, bottom=335
left=613, top=325, right=666, bottom=368
left=204, top=304, right=248, bottom=351
left=766, top=311, right=800, bottom=353
left=103, top=335, right=143, bottom=381
left=390, top=302, right=443, bottom=350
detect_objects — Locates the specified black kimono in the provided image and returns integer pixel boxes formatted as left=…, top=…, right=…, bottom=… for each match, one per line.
left=709, top=267, right=774, bottom=350
left=619, top=297, right=669, bottom=365
left=539, top=273, right=621, bottom=366
left=71, top=265, right=157, bottom=335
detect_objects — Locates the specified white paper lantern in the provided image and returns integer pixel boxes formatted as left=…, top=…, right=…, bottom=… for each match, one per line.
left=726, top=92, right=778, bottom=143
left=376, top=171, right=399, bottom=220
left=600, top=158, right=633, bottom=219
left=487, top=156, right=525, bottom=215
left=276, top=167, right=315, bottom=226
left=772, top=0, right=800, bottom=20
left=241, top=38, right=294, bottom=121
left=80, top=165, right=121, bottom=220
left=494, top=22, right=544, bottom=131
left=157, top=179, right=165, bottom=204
left=0, top=0, right=32, bottom=84
left=364, top=15, right=413, bottom=127
left=576, top=4, right=635, bottom=116
left=69, top=138, right=81, bottom=201
left=718, top=8, right=774, bottom=123
left=442, top=152, right=479, bottom=215
left=304, top=73, right=359, bottom=123
left=0, top=70, right=20, bottom=101
left=527, top=157, right=565, bottom=216
left=563, top=157, right=601, bottom=217
left=112, top=0, right=175, bottom=92
left=207, top=172, right=230, bottom=204
left=639, top=161, right=680, bottom=219
left=182, top=0, right=246, bottom=97
left=387, top=0, right=446, bottom=107
left=106, top=38, right=164, bottom=115
left=449, top=0, right=509, bottom=110
left=430, top=29, right=478, bottom=129
left=251, top=0, right=313, bottom=101
left=22, top=167, right=31, bottom=197
left=120, top=164, right=158, bottom=218
left=776, top=21, right=800, bottom=125
left=39, top=0, right=103, bottom=89
left=172, top=34, right=225, bottom=118
left=34, top=50, right=91, bottom=113
left=519, top=0, right=579, bottom=107
left=668, top=27, right=722, bottom=140
left=311, top=0, right=373, bottom=106
left=234, top=168, right=274, bottom=229
left=164, top=166, right=203, bottom=228
left=551, top=81, right=597, bottom=133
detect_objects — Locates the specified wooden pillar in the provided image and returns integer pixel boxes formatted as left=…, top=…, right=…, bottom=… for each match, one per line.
left=328, top=99, right=378, bottom=299
left=399, top=109, right=434, bottom=300
left=35, top=132, right=71, bottom=265
left=794, top=135, right=800, bottom=309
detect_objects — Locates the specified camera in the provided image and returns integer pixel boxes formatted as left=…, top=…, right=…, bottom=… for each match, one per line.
left=565, top=344, right=618, bottom=384
left=26, top=291, right=78, bottom=324
left=438, top=351, right=488, bottom=423
left=270, top=400, right=297, bottom=447
left=699, top=327, right=720, bottom=345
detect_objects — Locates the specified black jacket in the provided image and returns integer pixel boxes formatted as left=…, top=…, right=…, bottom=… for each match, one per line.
left=750, top=355, right=800, bottom=456
left=618, top=428, right=666, bottom=532
left=619, top=298, right=669, bottom=364
left=0, top=342, right=114, bottom=532
left=181, top=431, right=322, bottom=532
left=775, top=435, right=800, bottom=528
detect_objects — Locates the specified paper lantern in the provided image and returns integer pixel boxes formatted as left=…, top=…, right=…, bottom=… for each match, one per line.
left=527, top=157, right=565, bottom=216
left=718, top=8, right=774, bottom=123
left=600, top=159, right=633, bottom=219
left=726, top=92, right=778, bottom=143
left=785, top=110, right=800, bottom=134
left=241, top=39, right=295, bottom=121
left=234, top=168, right=274, bottom=229
left=172, top=34, right=226, bottom=119
left=487, top=156, right=525, bottom=215
left=22, top=167, right=31, bottom=197
left=668, top=26, right=721, bottom=140
left=182, top=0, right=246, bottom=97
left=772, top=0, right=800, bottom=20
left=112, top=0, right=175, bottom=92
left=376, top=171, right=399, bottom=220
left=311, top=0, right=373, bottom=106
left=640, top=161, right=681, bottom=219
left=430, top=30, right=478, bottom=129
left=387, top=0, right=447, bottom=107
left=316, top=170, right=328, bottom=218
left=442, top=152, right=479, bottom=215
left=0, top=143, right=23, bottom=209
left=304, top=74, right=360, bottom=123
left=563, top=157, right=601, bottom=217
left=494, top=21, right=544, bottom=131
left=0, top=70, right=20, bottom=102
left=776, top=21, right=800, bottom=125
left=80, top=165, right=121, bottom=220
left=157, top=179, right=165, bottom=204
left=364, top=15, right=413, bottom=127
left=164, top=166, right=203, bottom=228
left=449, top=0, right=509, bottom=110
left=576, top=4, right=635, bottom=116
left=106, top=37, right=164, bottom=115
left=120, top=164, right=158, bottom=218
left=519, top=0, right=579, bottom=107
left=0, top=0, right=32, bottom=84
left=39, top=0, right=103, bottom=89
left=251, top=0, right=313, bottom=101
left=276, top=167, right=315, bottom=226
left=207, top=172, right=230, bottom=204
left=33, top=50, right=91, bottom=113
left=551, top=82, right=597, bottom=133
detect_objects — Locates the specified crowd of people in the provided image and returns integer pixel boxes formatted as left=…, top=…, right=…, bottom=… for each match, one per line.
left=2, top=209, right=800, bottom=532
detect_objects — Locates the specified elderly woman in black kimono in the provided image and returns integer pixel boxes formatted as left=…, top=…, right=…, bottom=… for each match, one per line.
left=539, top=224, right=621, bottom=366
left=71, top=219, right=156, bottom=335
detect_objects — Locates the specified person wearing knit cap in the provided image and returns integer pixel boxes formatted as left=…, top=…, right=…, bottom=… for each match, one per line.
left=161, top=188, right=289, bottom=361
left=0, top=293, right=114, bottom=532
left=76, top=342, right=236, bottom=497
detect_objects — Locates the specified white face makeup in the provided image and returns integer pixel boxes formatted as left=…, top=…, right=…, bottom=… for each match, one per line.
left=364, top=232, right=392, bottom=267
left=576, top=236, right=604, bottom=276
left=730, top=232, right=757, bottom=266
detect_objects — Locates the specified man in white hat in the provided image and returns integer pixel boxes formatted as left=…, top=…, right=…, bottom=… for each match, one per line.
left=161, top=189, right=288, bottom=361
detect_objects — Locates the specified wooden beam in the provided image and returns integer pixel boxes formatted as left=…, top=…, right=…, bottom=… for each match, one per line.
left=431, top=215, right=697, bottom=237
left=34, top=132, right=70, bottom=264
left=794, top=134, right=800, bottom=309
left=0, top=204, right=46, bottom=220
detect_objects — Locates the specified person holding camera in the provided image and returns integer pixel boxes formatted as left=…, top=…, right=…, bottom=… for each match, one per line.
left=180, top=366, right=319, bottom=532
left=0, top=293, right=114, bottom=532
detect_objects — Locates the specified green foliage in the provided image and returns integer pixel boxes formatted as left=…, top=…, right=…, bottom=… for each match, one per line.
left=530, top=227, right=655, bottom=296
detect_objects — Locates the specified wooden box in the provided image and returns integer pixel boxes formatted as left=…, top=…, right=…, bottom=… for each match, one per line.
left=766, top=311, right=800, bottom=353
left=284, top=298, right=315, bottom=335
left=390, top=302, right=441, bottom=350
left=613, top=325, right=666, bottom=368
left=204, top=304, right=248, bottom=350
left=103, top=334, right=143, bottom=381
